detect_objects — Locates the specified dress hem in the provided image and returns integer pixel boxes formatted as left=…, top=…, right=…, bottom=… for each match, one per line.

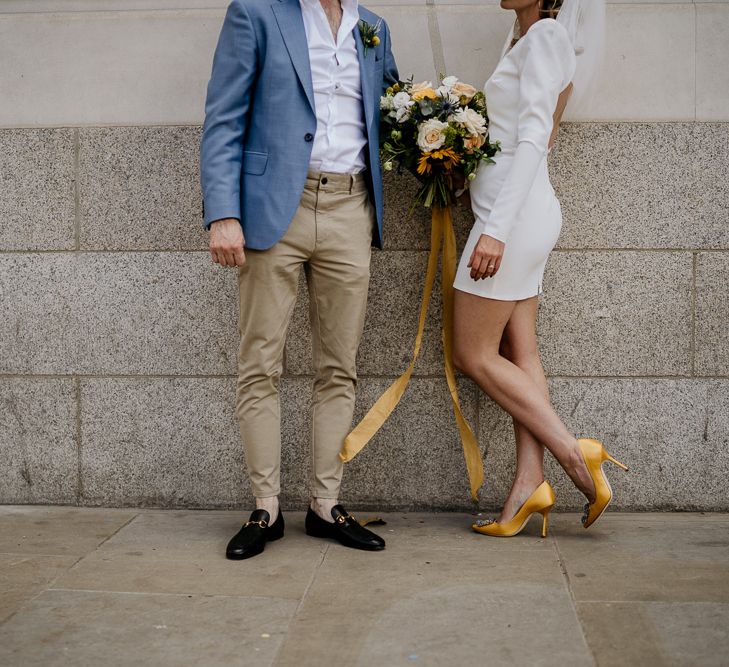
left=453, top=282, right=544, bottom=302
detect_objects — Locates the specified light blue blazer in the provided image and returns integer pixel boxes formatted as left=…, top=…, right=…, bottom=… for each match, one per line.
left=200, top=0, right=399, bottom=250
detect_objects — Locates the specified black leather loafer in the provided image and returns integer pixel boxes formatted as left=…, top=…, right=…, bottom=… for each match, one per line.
left=226, top=509, right=284, bottom=560
left=305, top=504, right=385, bottom=551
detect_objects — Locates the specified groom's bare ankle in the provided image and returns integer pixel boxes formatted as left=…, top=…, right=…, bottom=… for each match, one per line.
left=255, top=496, right=279, bottom=523
left=311, top=497, right=337, bottom=523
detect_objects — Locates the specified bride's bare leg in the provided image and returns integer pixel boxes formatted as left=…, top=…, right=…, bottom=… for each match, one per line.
left=453, top=290, right=596, bottom=502
left=497, top=298, right=547, bottom=522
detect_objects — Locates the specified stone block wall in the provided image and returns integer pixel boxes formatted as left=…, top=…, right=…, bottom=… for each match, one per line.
left=1, top=1, right=727, bottom=511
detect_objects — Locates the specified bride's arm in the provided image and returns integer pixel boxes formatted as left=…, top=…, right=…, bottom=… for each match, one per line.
left=468, top=20, right=575, bottom=279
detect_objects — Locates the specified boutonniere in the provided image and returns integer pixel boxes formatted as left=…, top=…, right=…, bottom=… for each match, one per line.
left=358, top=18, right=382, bottom=57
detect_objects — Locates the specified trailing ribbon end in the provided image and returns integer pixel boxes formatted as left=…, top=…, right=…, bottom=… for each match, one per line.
left=339, top=206, right=484, bottom=505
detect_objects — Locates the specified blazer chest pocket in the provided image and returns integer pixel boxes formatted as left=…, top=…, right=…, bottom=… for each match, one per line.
left=242, top=150, right=268, bottom=175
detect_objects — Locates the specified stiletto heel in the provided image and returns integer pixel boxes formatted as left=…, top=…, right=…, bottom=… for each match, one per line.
left=540, top=508, right=551, bottom=538
left=605, top=452, right=629, bottom=471
left=578, top=438, right=629, bottom=529
left=473, top=481, right=556, bottom=538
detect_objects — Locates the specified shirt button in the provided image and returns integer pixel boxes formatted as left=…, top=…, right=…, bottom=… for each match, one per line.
left=304, top=133, right=313, bottom=142
left=321, top=177, right=328, bottom=185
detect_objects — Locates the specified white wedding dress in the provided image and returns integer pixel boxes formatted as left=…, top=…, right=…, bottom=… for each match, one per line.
left=454, top=18, right=577, bottom=300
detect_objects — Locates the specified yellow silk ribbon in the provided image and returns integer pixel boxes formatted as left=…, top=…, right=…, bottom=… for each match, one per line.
left=339, top=205, right=484, bottom=501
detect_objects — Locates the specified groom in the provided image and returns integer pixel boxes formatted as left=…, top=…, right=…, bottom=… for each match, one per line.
left=200, top=0, right=398, bottom=559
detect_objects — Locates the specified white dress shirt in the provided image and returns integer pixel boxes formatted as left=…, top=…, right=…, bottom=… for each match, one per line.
left=299, top=0, right=367, bottom=174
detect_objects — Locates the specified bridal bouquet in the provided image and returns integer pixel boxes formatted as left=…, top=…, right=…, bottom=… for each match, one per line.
left=379, top=75, right=500, bottom=208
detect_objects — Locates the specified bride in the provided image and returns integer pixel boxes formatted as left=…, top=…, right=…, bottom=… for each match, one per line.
left=453, top=0, right=628, bottom=537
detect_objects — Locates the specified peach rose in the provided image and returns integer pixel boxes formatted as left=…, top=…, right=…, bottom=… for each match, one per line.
left=451, top=81, right=478, bottom=102
left=464, top=134, right=486, bottom=151
left=417, top=119, right=448, bottom=152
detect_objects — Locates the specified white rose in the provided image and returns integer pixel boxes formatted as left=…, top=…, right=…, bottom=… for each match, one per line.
left=392, top=91, right=412, bottom=110
left=395, top=106, right=411, bottom=122
left=452, top=108, right=487, bottom=136
left=417, top=118, right=449, bottom=152
left=441, top=75, right=458, bottom=90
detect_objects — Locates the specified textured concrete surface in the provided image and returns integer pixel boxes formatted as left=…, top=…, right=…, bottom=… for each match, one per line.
left=0, top=379, right=78, bottom=504
left=1, top=121, right=728, bottom=510
left=0, top=129, right=75, bottom=251
left=1, top=507, right=728, bottom=667
left=552, top=124, right=729, bottom=250
left=0, top=252, right=238, bottom=375
left=695, top=252, right=729, bottom=376
left=539, top=251, right=693, bottom=376
left=79, top=378, right=246, bottom=507
left=79, top=127, right=207, bottom=250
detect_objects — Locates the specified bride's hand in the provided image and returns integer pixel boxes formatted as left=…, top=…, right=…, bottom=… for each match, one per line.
left=468, top=234, right=505, bottom=280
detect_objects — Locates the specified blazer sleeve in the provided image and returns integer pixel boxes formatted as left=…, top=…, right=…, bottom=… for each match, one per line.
left=477, top=19, right=574, bottom=243
left=382, top=21, right=399, bottom=92
left=200, top=0, right=259, bottom=230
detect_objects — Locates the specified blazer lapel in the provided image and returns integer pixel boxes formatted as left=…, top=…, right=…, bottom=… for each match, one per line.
left=272, top=0, right=315, bottom=113
left=354, top=16, right=375, bottom=130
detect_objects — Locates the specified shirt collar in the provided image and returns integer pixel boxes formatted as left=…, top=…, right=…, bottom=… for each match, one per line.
left=300, top=0, right=360, bottom=16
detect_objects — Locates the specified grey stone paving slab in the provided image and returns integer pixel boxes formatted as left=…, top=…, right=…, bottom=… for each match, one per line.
left=79, top=126, right=208, bottom=251
left=0, top=252, right=238, bottom=375
left=0, top=589, right=296, bottom=667
left=79, top=378, right=246, bottom=507
left=552, top=513, right=729, bottom=602
left=354, top=583, right=590, bottom=667
left=286, top=251, right=448, bottom=376
left=0, top=506, right=137, bottom=556
left=274, top=542, right=579, bottom=666
left=479, top=379, right=729, bottom=511
left=695, top=252, right=729, bottom=376
left=278, top=377, right=481, bottom=510
left=359, top=512, right=554, bottom=552
left=0, top=379, right=78, bottom=504
left=0, top=129, right=76, bottom=251
left=552, top=123, right=729, bottom=250
left=578, top=601, right=729, bottom=667
left=55, top=511, right=326, bottom=599
left=0, top=553, right=77, bottom=623
left=538, top=251, right=693, bottom=376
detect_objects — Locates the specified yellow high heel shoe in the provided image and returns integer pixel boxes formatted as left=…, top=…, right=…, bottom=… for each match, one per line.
left=472, top=481, right=556, bottom=538
left=578, top=438, right=629, bottom=529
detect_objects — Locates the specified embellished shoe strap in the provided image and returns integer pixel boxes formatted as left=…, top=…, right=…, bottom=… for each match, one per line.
left=244, top=519, right=268, bottom=529
left=474, top=518, right=497, bottom=527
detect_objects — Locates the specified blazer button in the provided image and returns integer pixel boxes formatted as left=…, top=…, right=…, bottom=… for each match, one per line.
left=304, top=133, right=314, bottom=142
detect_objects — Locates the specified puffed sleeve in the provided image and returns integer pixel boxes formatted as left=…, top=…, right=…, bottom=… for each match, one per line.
left=477, top=19, right=575, bottom=243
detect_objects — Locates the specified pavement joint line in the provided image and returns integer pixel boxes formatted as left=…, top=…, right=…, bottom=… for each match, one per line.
left=44, top=588, right=298, bottom=601
left=552, top=533, right=597, bottom=666
left=74, top=512, right=141, bottom=559
left=0, top=551, right=87, bottom=629
left=271, top=542, right=330, bottom=664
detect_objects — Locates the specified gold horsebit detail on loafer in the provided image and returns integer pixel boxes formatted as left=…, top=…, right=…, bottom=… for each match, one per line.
left=335, top=513, right=354, bottom=525
left=244, top=519, right=269, bottom=529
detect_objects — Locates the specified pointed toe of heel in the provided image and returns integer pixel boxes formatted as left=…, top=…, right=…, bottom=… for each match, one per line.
left=577, top=439, right=629, bottom=529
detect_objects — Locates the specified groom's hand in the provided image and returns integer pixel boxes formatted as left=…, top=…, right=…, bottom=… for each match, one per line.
left=468, top=234, right=504, bottom=280
left=209, top=218, right=246, bottom=267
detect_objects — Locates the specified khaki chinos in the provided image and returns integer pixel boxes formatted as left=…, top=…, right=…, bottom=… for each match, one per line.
left=236, top=170, right=374, bottom=499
